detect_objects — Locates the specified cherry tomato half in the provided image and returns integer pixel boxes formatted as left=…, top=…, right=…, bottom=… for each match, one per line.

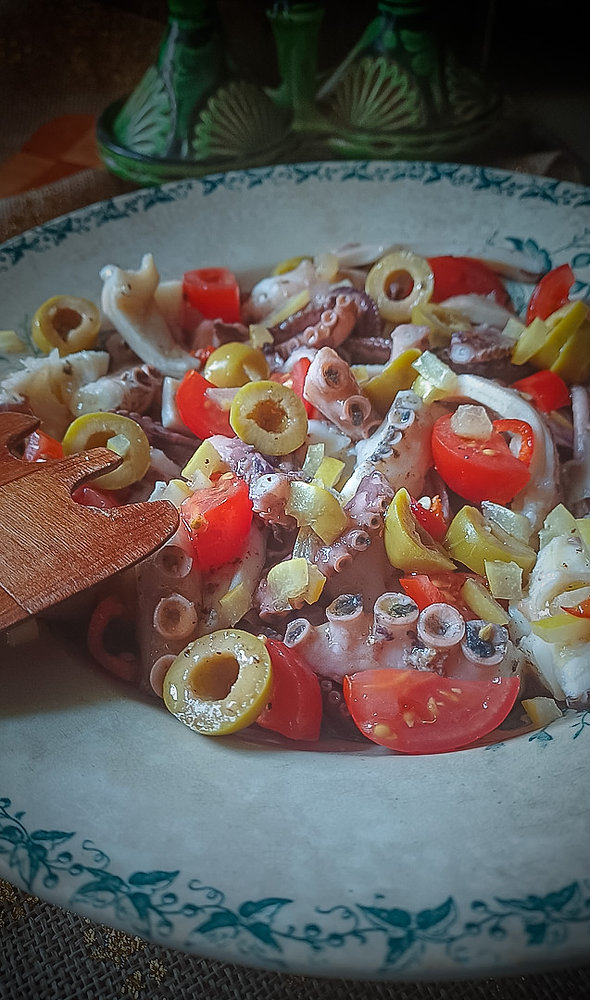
left=176, top=369, right=235, bottom=439
left=180, top=473, right=252, bottom=572
left=343, top=668, right=520, bottom=754
left=511, top=370, right=570, bottom=413
left=183, top=267, right=241, bottom=324
left=428, top=256, right=511, bottom=307
left=431, top=412, right=531, bottom=505
left=257, top=638, right=323, bottom=741
left=525, top=263, right=575, bottom=324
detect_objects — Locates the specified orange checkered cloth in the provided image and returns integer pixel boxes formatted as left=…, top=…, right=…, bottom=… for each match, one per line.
left=0, top=114, right=103, bottom=197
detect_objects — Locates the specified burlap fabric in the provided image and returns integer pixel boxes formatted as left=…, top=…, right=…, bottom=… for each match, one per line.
left=1, top=880, right=589, bottom=1000
left=1, top=2, right=589, bottom=997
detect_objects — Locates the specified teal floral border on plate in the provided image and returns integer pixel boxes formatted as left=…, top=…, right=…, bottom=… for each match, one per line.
left=1, top=160, right=590, bottom=274
left=2, top=715, right=589, bottom=975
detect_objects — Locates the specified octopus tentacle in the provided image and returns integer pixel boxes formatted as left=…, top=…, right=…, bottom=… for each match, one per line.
left=340, top=389, right=439, bottom=502
left=270, top=286, right=381, bottom=345
left=303, top=346, right=381, bottom=440
left=284, top=593, right=525, bottom=684
left=134, top=521, right=202, bottom=694
left=273, top=293, right=360, bottom=360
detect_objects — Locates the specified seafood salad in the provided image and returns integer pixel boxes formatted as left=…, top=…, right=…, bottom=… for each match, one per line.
left=2, top=243, right=590, bottom=754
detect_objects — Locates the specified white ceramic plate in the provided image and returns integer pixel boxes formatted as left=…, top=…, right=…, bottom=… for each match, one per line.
left=1, top=162, right=590, bottom=982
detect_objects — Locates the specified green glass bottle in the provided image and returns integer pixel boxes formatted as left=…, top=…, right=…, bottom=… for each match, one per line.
left=313, top=0, right=501, bottom=160
left=266, top=2, right=325, bottom=131
left=98, top=0, right=293, bottom=184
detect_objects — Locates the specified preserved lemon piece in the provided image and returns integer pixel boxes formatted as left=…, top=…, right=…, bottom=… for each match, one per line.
left=384, top=488, right=456, bottom=573
left=163, top=629, right=272, bottom=736
left=286, top=481, right=348, bottom=544
left=313, top=456, right=345, bottom=489
left=531, top=300, right=588, bottom=371
left=444, top=505, right=536, bottom=577
left=266, top=557, right=326, bottom=611
left=32, top=295, right=101, bottom=356
left=549, top=318, right=590, bottom=383
left=365, top=250, right=434, bottom=323
left=363, top=348, right=422, bottom=415
left=182, top=439, right=229, bottom=482
left=203, top=342, right=269, bottom=387
left=264, top=289, right=311, bottom=327
left=531, top=613, right=590, bottom=645
left=522, top=697, right=562, bottom=728
left=230, top=380, right=307, bottom=455
left=511, top=317, right=548, bottom=365
left=62, top=412, right=151, bottom=489
left=460, top=577, right=510, bottom=626
left=272, top=255, right=310, bottom=275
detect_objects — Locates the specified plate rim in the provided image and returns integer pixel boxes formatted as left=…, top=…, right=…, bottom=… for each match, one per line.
left=1, top=159, right=590, bottom=981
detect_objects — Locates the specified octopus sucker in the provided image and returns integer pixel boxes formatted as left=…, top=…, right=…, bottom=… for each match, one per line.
left=284, top=593, right=525, bottom=685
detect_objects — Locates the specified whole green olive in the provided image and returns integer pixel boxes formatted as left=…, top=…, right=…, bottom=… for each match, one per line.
left=203, top=342, right=269, bottom=388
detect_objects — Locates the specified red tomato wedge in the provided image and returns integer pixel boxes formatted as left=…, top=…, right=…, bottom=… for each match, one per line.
left=428, top=256, right=511, bottom=307
left=431, top=412, right=531, bottom=504
left=182, top=267, right=241, bottom=323
left=180, top=473, right=252, bottom=572
left=23, top=429, right=64, bottom=461
left=511, top=369, right=570, bottom=412
left=525, top=263, right=575, bottom=323
left=561, top=596, right=590, bottom=619
left=72, top=485, right=121, bottom=508
left=410, top=495, right=447, bottom=541
left=257, top=639, right=323, bottom=741
left=399, top=575, right=444, bottom=610
left=343, top=668, right=520, bottom=754
left=176, top=369, right=235, bottom=439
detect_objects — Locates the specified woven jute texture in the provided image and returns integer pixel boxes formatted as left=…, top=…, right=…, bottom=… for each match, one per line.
left=1, top=880, right=589, bottom=1000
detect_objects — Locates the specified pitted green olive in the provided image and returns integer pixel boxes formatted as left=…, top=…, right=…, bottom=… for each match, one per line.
left=365, top=251, right=434, bottom=323
left=230, top=379, right=307, bottom=455
left=163, top=629, right=272, bottom=736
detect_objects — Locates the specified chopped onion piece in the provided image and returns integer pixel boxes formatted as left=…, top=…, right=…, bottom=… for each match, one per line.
left=301, top=442, right=325, bottom=478
left=485, top=559, right=523, bottom=600
left=450, top=404, right=493, bottom=440
left=538, top=503, right=579, bottom=549
left=481, top=501, right=533, bottom=543
left=411, top=350, right=457, bottom=391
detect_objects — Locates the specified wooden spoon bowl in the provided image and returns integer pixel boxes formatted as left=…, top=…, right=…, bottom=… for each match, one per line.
left=0, top=411, right=179, bottom=632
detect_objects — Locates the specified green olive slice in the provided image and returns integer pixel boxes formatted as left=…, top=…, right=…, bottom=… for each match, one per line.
left=61, top=412, right=151, bottom=489
left=229, top=379, right=308, bottom=455
left=365, top=250, right=434, bottom=323
left=163, top=629, right=272, bottom=735
left=32, top=295, right=101, bottom=356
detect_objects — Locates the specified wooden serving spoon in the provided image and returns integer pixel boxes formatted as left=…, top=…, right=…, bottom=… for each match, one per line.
left=0, top=411, right=179, bottom=632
